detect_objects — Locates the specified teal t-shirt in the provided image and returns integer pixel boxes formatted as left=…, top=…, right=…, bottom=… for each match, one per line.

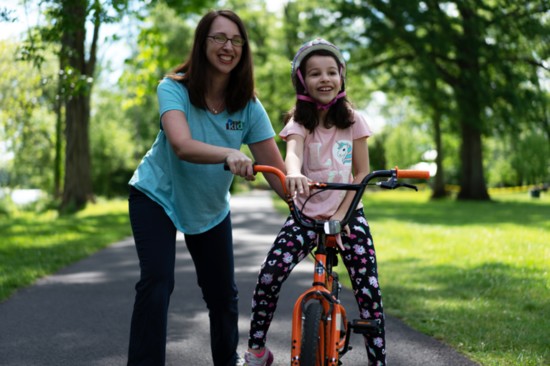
left=129, top=77, right=275, bottom=234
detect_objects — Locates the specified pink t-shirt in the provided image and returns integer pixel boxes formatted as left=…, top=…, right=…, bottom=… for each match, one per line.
left=279, top=110, right=373, bottom=218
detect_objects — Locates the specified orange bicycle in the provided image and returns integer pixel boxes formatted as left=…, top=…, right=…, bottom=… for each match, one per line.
left=230, top=164, right=429, bottom=366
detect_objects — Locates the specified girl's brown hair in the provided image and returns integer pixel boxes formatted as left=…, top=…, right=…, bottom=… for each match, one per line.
left=284, top=49, right=353, bottom=132
left=167, top=10, right=255, bottom=113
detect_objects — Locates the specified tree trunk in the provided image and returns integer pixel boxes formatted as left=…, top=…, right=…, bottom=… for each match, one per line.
left=59, top=0, right=94, bottom=212
left=457, top=119, right=489, bottom=200
left=53, top=71, right=63, bottom=199
left=62, top=93, right=93, bottom=210
left=454, top=74, right=490, bottom=201
left=431, top=107, right=447, bottom=199
left=454, top=3, right=490, bottom=201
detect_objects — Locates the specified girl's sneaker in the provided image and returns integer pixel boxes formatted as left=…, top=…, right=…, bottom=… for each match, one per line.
left=243, top=348, right=274, bottom=366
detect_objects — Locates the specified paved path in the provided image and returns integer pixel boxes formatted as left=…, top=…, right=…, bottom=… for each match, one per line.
left=0, top=190, right=479, bottom=366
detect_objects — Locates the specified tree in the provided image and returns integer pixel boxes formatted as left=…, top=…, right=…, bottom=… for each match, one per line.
left=232, top=0, right=296, bottom=135
left=15, top=0, right=133, bottom=211
left=511, top=130, right=550, bottom=185
left=119, top=2, right=196, bottom=153
left=57, top=0, right=96, bottom=210
left=90, top=88, right=136, bottom=197
left=380, top=96, right=433, bottom=170
left=17, top=0, right=215, bottom=211
left=338, top=0, right=550, bottom=200
left=0, top=40, right=58, bottom=190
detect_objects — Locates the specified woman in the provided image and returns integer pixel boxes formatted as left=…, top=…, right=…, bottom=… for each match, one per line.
left=127, top=10, right=285, bottom=366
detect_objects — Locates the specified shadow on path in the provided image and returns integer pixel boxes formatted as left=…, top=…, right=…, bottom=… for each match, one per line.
left=0, top=190, right=479, bottom=366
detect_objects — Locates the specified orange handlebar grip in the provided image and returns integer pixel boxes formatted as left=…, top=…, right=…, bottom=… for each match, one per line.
left=253, top=165, right=288, bottom=195
left=396, top=169, right=430, bottom=179
left=253, top=165, right=286, bottom=181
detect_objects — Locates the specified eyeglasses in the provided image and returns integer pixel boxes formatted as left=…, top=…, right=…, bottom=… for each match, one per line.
left=207, top=34, right=246, bottom=47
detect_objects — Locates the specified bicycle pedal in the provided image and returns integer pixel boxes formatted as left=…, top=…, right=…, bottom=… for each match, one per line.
left=350, top=319, right=381, bottom=335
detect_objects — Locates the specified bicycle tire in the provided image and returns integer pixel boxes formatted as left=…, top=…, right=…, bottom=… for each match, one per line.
left=300, top=300, right=324, bottom=366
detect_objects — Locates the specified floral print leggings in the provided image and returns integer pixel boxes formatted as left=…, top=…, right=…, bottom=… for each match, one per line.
left=247, top=208, right=386, bottom=365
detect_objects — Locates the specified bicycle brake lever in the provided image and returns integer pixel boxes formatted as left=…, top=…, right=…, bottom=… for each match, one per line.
left=401, top=183, right=419, bottom=191
left=377, top=179, right=418, bottom=191
left=377, top=178, right=398, bottom=190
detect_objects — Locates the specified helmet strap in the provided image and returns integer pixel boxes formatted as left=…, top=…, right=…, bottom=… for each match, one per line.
left=295, top=67, right=346, bottom=110
left=296, top=69, right=309, bottom=94
left=297, top=91, right=347, bottom=111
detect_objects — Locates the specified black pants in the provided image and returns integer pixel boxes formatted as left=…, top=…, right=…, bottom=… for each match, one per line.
left=248, top=209, right=386, bottom=364
left=127, top=186, right=239, bottom=366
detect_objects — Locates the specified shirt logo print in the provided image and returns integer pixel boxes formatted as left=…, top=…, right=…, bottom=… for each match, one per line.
left=334, top=140, right=353, bottom=165
left=226, top=119, right=244, bottom=131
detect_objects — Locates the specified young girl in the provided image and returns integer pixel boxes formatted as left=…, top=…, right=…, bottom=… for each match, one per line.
left=243, top=38, right=386, bottom=366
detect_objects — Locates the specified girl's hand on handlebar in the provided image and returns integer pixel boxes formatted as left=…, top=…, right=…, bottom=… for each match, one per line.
left=286, top=173, right=310, bottom=196
left=225, top=151, right=255, bottom=181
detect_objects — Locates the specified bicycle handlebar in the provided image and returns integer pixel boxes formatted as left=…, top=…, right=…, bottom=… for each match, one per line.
left=226, top=164, right=430, bottom=233
left=395, top=168, right=430, bottom=180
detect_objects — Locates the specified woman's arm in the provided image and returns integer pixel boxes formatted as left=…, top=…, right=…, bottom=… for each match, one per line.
left=162, top=109, right=254, bottom=179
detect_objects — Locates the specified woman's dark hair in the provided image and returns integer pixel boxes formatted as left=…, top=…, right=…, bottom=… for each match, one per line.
left=166, top=10, right=255, bottom=113
left=284, top=49, right=353, bottom=132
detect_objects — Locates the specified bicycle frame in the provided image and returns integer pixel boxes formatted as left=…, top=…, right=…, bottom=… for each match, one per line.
left=234, top=164, right=429, bottom=366
left=290, top=233, right=347, bottom=366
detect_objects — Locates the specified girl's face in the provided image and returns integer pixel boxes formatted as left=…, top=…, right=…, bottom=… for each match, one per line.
left=205, top=16, right=243, bottom=76
left=303, top=55, right=342, bottom=106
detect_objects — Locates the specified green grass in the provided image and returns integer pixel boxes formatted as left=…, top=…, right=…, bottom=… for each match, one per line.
left=0, top=198, right=131, bottom=301
left=363, top=190, right=549, bottom=366
left=1, top=190, right=548, bottom=365
left=274, top=189, right=549, bottom=365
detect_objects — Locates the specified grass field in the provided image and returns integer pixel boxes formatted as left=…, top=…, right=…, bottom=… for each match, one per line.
left=273, top=188, right=549, bottom=365
left=0, top=198, right=131, bottom=301
left=357, top=190, right=549, bottom=366
left=1, top=189, right=548, bottom=365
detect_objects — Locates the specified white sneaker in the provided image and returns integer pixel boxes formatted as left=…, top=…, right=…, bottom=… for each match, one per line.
left=243, top=348, right=274, bottom=366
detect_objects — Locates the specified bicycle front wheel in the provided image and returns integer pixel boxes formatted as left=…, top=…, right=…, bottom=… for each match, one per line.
left=300, top=299, right=324, bottom=366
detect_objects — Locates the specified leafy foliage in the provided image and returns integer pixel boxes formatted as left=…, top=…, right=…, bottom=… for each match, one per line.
left=1, top=0, right=548, bottom=201
left=90, top=89, right=136, bottom=197
left=119, top=2, right=196, bottom=150
left=0, top=40, right=58, bottom=190
left=335, top=0, right=550, bottom=199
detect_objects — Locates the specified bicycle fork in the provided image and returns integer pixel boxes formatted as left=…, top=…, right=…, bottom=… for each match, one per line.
left=290, top=236, right=349, bottom=366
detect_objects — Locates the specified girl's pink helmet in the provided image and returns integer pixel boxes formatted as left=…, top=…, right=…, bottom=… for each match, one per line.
left=291, top=38, right=346, bottom=90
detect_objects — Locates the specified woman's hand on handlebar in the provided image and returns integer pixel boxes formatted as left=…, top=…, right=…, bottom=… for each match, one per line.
left=225, top=151, right=255, bottom=181
left=286, top=172, right=310, bottom=196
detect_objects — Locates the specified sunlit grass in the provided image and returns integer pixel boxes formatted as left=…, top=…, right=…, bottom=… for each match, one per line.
left=2, top=189, right=548, bottom=365
left=273, top=189, right=549, bottom=365
left=0, top=198, right=131, bottom=301
left=360, top=190, right=548, bottom=365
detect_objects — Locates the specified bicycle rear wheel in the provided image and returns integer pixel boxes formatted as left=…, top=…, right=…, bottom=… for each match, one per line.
left=300, top=299, right=324, bottom=366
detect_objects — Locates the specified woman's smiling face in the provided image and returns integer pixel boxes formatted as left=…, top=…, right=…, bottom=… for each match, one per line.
left=205, top=16, right=243, bottom=76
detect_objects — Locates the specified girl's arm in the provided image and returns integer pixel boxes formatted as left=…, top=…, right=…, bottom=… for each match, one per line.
left=161, top=109, right=254, bottom=179
left=285, top=134, right=310, bottom=196
left=331, top=136, right=370, bottom=221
